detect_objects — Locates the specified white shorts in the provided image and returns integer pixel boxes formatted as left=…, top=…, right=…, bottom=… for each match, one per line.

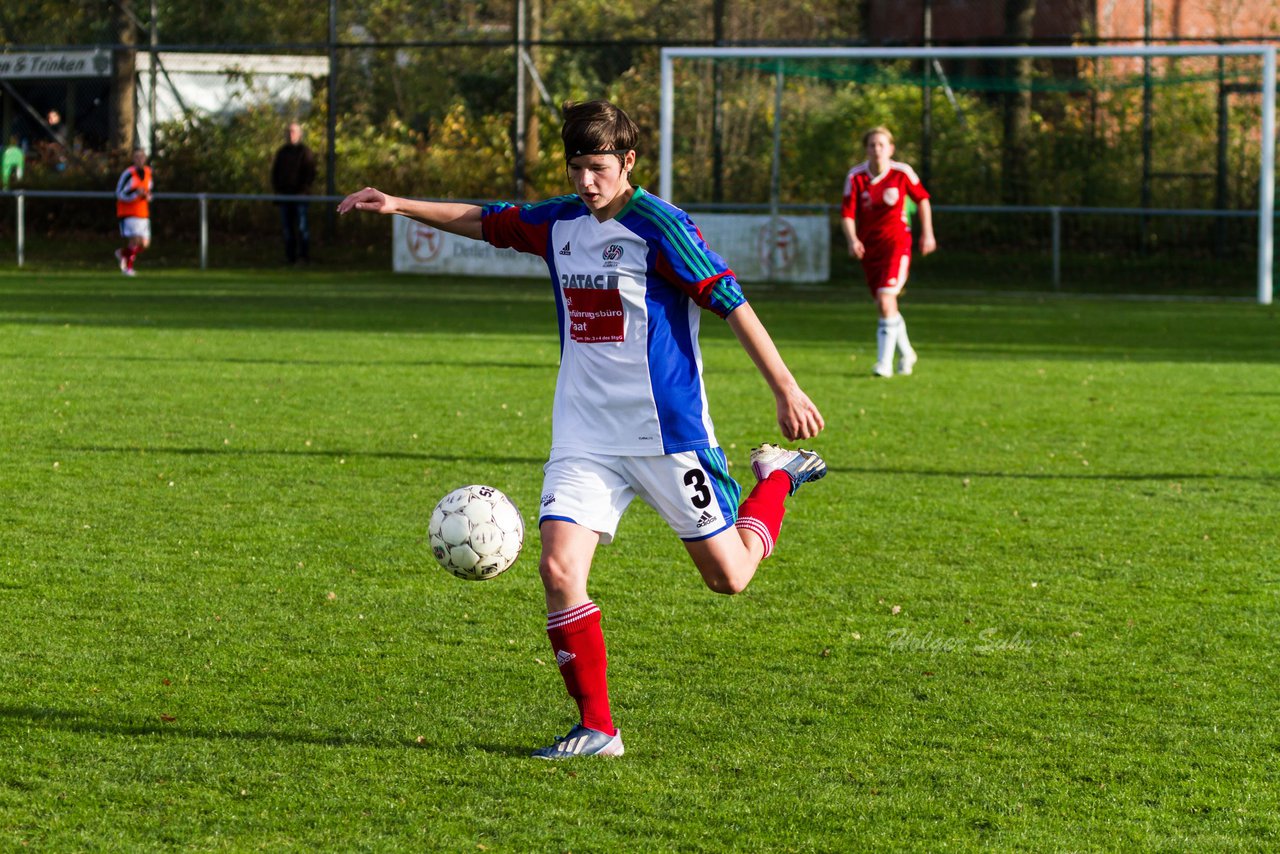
left=119, top=217, right=151, bottom=240
left=539, top=448, right=742, bottom=544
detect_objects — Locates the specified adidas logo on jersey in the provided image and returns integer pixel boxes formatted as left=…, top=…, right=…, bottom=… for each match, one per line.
left=555, top=649, right=576, bottom=667
left=696, top=510, right=718, bottom=529
left=559, top=241, right=572, bottom=255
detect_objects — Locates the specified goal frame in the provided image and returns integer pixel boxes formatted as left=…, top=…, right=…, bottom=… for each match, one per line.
left=659, top=44, right=1277, bottom=304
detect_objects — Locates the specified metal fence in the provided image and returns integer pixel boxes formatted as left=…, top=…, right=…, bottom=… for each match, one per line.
left=2, top=189, right=349, bottom=269
left=0, top=189, right=1266, bottom=298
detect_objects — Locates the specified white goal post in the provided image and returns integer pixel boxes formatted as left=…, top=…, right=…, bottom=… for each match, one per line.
left=659, top=44, right=1277, bottom=304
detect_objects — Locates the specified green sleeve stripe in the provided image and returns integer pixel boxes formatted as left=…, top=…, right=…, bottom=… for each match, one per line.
left=633, top=196, right=718, bottom=281
left=711, top=279, right=745, bottom=309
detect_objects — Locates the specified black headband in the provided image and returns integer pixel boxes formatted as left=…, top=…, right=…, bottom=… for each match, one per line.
left=565, top=148, right=630, bottom=162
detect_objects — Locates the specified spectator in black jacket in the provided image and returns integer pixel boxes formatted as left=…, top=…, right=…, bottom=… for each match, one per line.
left=271, top=122, right=317, bottom=264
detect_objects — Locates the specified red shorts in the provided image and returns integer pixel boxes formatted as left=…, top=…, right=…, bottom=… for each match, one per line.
left=860, top=237, right=912, bottom=296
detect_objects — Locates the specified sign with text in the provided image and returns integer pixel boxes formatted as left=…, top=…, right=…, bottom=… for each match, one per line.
left=0, top=51, right=111, bottom=79
left=393, top=212, right=831, bottom=283
left=393, top=216, right=547, bottom=279
left=693, top=214, right=830, bottom=283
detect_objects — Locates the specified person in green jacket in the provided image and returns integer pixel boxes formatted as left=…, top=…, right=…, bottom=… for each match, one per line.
left=2, top=136, right=24, bottom=190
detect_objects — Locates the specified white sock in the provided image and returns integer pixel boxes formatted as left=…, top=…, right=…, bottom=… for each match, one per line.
left=896, top=315, right=914, bottom=358
left=877, top=316, right=901, bottom=366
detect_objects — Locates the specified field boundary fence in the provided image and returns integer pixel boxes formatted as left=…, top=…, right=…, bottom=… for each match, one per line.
left=0, top=188, right=1268, bottom=298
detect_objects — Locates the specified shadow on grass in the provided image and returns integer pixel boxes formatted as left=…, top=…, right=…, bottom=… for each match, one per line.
left=23, top=353, right=557, bottom=371
left=0, top=703, right=529, bottom=754
left=829, top=463, right=1279, bottom=484
left=60, top=446, right=1280, bottom=484
left=1, top=270, right=1277, bottom=363
left=67, top=444, right=547, bottom=466
left=473, top=742, right=544, bottom=758
left=0, top=703, right=393, bottom=748
left=0, top=272, right=559, bottom=337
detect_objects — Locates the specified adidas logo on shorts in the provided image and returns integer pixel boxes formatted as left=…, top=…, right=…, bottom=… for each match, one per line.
left=695, top=510, right=718, bottom=529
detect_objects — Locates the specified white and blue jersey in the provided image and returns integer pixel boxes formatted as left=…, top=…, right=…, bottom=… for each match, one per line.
left=482, top=188, right=746, bottom=457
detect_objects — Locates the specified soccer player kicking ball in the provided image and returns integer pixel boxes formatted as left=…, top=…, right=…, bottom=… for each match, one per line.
left=339, top=100, right=827, bottom=759
left=841, top=126, right=936, bottom=377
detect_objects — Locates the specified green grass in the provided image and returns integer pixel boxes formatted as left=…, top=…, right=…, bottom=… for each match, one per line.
left=1, top=268, right=1277, bottom=851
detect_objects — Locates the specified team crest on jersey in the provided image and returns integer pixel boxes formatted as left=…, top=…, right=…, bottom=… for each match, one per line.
left=882, top=187, right=900, bottom=206
left=602, top=244, right=624, bottom=266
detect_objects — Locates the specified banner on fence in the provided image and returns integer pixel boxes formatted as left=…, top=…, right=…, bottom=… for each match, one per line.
left=393, top=216, right=546, bottom=279
left=393, top=213, right=830, bottom=283
left=696, top=214, right=830, bottom=283
left=0, top=50, right=111, bottom=79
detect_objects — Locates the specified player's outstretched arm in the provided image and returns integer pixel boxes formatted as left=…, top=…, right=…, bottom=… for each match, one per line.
left=337, top=187, right=483, bottom=240
left=726, top=304, right=825, bottom=442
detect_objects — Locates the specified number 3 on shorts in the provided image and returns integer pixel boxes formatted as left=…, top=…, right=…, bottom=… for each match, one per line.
left=683, top=469, right=711, bottom=509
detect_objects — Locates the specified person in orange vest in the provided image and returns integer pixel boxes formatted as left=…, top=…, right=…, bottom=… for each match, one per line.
left=114, top=148, right=153, bottom=276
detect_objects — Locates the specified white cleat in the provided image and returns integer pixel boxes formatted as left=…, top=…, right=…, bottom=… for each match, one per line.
left=898, top=350, right=917, bottom=376
left=749, top=443, right=828, bottom=495
left=114, top=249, right=128, bottom=274
left=871, top=362, right=893, bottom=378
left=531, top=724, right=624, bottom=759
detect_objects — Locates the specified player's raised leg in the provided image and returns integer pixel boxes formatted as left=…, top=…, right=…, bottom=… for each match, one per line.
left=532, top=519, right=624, bottom=759
left=685, top=444, right=827, bottom=594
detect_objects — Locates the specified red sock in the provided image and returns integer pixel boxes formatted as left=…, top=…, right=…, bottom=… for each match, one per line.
left=735, top=471, right=790, bottom=558
left=123, top=246, right=140, bottom=269
left=546, top=601, right=614, bottom=735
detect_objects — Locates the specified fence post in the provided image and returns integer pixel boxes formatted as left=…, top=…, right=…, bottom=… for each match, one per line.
left=1050, top=205, right=1061, bottom=291
left=199, top=193, right=208, bottom=270
left=16, top=191, right=24, bottom=268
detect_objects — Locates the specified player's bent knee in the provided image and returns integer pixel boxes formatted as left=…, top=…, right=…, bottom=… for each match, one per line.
left=702, top=572, right=749, bottom=595
left=686, top=532, right=758, bottom=595
left=695, top=558, right=756, bottom=595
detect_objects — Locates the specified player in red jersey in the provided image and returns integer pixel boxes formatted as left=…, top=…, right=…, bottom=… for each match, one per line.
left=841, top=127, right=936, bottom=377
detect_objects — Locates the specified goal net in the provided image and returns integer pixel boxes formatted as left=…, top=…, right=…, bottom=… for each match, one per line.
left=659, top=45, right=1276, bottom=303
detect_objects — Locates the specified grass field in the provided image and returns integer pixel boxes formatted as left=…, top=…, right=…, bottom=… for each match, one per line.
left=1, top=268, right=1277, bottom=851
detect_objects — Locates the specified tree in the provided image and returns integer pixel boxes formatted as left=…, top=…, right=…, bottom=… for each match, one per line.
left=110, top=0, right=137, bottom=153
left=0, top=0, right=104, bottom=45
left=1001, top=0, right=1036, bottom=204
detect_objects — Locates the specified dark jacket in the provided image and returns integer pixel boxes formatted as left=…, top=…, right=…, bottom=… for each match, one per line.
left=271, top=144, right=316, bottom=195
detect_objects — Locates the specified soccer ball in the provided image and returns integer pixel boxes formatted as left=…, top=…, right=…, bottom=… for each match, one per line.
left=428, top=485, right=525, bottom=581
